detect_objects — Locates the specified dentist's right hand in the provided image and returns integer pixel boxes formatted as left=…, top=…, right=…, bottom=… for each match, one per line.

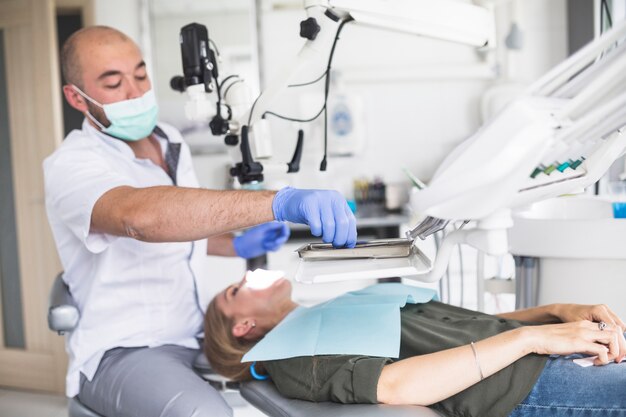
left=272, top=187, right=357, bottom=248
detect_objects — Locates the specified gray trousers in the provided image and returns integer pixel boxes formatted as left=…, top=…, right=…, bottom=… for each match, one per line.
left=78, top=345, right=232, bottom=417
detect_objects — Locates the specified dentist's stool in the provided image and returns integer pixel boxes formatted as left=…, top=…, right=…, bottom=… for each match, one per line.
left=47, top=273, right=237, bottom=417
left=47, top=273, right=101, bottom=417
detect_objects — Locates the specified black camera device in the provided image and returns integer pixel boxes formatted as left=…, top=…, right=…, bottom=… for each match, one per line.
left=170, top=23, right=218, bottom=94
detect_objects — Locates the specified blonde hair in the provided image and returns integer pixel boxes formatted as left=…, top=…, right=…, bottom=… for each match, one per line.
left=203, top=296, right=260, bottom=381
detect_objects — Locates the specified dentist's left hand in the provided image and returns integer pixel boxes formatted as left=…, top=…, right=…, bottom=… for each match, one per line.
left=233, top=221, right=291, bottom=259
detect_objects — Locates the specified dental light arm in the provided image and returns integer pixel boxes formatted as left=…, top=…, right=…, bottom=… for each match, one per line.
left=241, top=0, right=495, bottom=137
left=171, top=0, right=495, bottom=184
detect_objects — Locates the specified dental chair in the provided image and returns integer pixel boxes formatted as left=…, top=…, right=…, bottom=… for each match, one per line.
left=48, top=273, right=439, bottom=417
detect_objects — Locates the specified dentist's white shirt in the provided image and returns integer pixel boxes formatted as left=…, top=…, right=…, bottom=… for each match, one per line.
left=44, top=119, right=207, bottom=397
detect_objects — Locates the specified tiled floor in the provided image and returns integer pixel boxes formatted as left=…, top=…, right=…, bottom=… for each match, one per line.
left=0, top=388, right=67, bottom=417
left=0, top=388, right=264, bottom=417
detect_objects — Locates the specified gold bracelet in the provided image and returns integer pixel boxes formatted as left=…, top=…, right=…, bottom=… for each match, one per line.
left=470, top=341, right=485, bottom=381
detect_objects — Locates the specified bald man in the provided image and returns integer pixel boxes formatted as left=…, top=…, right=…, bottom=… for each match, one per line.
left=44, top=26, right=357, bottom=417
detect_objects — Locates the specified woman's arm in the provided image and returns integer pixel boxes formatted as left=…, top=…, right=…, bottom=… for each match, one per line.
left=496, top=304, right=561, bottom=323
left=377, top=327, right=529, bottom=406
left=497, top=303, right=626, bottom=332
left=377, top=320, right=622, bottom=406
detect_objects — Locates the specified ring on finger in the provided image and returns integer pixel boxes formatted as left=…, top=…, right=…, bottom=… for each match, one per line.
left=598, top=321, right=608, bottom=331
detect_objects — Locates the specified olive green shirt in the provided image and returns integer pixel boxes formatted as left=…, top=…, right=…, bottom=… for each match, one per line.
left=264, top=301, right=548, bottom=417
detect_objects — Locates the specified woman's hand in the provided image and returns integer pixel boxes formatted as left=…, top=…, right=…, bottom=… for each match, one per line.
left=554, top=303, right=626, bottom=331
left=525, top=320, right=626, bottom=365
left=552, top=303, right=626, bottom=364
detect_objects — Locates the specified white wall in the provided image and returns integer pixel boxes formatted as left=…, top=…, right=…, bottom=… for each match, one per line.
left=499, top=0, right=568, bottom=82
left=93, top=0, right=141, bottom=44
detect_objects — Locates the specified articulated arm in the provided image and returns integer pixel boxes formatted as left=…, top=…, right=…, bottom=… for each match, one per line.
left=412, top=20, right=626, bottom=221
left=404, top=21, right=626, bottom=284
left=242, top=0, right=494, bottom=130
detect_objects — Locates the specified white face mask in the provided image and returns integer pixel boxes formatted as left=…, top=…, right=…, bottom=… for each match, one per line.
left=243, top=269, right=285, bottom=290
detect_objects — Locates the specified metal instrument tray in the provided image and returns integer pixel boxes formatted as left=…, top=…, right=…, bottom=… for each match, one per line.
left=296, top=238, right=413, bottom=260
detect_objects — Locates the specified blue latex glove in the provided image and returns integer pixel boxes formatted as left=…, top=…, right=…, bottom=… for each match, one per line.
left=233, top=221, right=291, bottom=259
left=272, top=187, right=357, bottom=248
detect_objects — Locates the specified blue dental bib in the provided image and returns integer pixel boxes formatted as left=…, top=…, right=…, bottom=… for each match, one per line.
left=242, top=283, right=438, bottom=362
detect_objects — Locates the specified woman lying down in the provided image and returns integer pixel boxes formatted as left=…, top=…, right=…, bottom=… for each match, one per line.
left=204, top=269, right=626, bottom=417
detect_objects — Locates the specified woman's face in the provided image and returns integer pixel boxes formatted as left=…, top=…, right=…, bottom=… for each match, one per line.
left=217, top=273, right=293, bottom=324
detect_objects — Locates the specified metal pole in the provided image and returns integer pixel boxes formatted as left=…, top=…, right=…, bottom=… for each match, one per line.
left=138, top=0, right=155, bottom=91
left=476, top=251, right=485, bottom=312
left=250, top=0, right=266, bottom=90
left=514, top=255, right=523, bottom=310
left=521, top=256, right=539, bottom=308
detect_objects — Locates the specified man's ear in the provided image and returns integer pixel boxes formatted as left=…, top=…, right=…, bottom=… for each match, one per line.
left=62, top=84, right=88, bottom=113
left=232, top=319, right=254, bottom=339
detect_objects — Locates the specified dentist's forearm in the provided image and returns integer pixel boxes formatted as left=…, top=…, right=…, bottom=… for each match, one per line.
left=206, top=233, right=237, bottom=257
left=91, top=185, right=276, bottom=242
left=377, top=328, right=531, bottom=406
